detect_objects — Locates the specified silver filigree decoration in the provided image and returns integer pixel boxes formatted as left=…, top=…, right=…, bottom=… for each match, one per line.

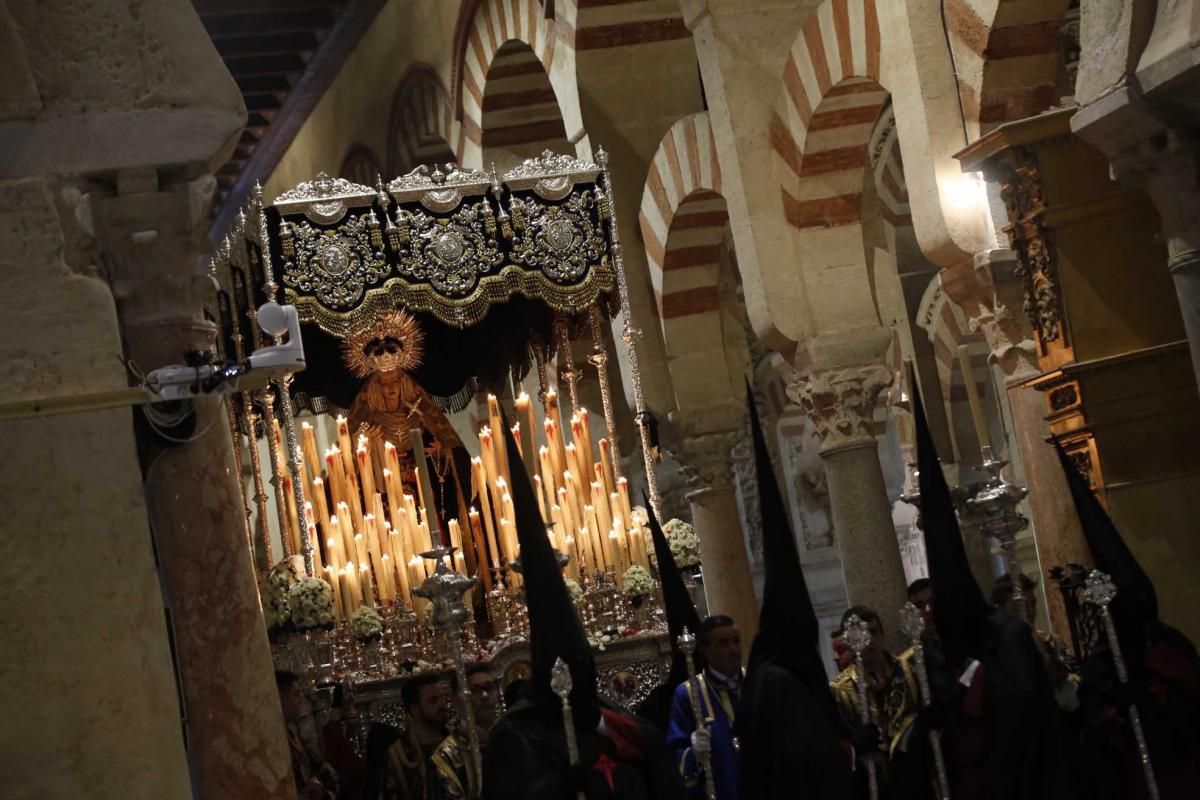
left=274, top=172, right=376, bottom=224
left=899, top=601, right=925, bottom=642
left=844, top=613, right=872, bottom=655
left=1083, top=569, right=1117, bottom=608
left=596, top=658, right=667, bottom=711
left=551, top=657, right=573, bottom=699
left=509, top=191, right=605, bottom=283
left=503, top=149, right=600, bottom=199
left=388, top=163, right=491, bottom=211
left=281, top=215, right=389, bottom=309
left=397, top=201, right=504, bottom=297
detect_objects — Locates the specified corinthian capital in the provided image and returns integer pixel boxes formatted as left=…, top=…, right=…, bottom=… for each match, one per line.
left=671, top=431, right=738, bottom=495
left=786, top=364, right=892, bottom=454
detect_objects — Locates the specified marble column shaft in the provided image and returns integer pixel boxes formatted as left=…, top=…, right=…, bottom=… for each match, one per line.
left=97, top=173, right=295, bottom=800
left=676, top=432, right=760, bottom=650
left=0, top=177, right=193, bottom=800
left=789, top=364, right=909, bottom=647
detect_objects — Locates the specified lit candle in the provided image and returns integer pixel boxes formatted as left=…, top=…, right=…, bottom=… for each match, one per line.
left=390, top=528, right=412, bottom=608
left=306, top=518, right=325, bottom=575
left=585, top=505, right=610, bottom=572
left=617, top=477, right=633, bottom=527
left=336, top=503, right=356, bottom=562
left=610, top=491, right=627, bottom=536
left=359, top=562, right=376, bottom=608
left=335, top=415, right=354, bottom=478
left=545, top=418, right=565, bottom=481
left=468, top=508, right=493, bottom=592
left=408, top=556, right=424, bottom=595
left=311, top=477, right=333, bottom=540
left=514, top=392, right=537, bottom=476
left=342, top=565, right=360, bottom=614
left=592, top=482, right=613, bottom=552
left=357, top=445, right=377, bottom=505
left=578, top=408, right=593, bottom=470
left=609, top=526, right=627, bottom=576
left=301, top=421, right=321, bottom=481
left=472, top=458, right=501, bottom=569
left=325, top=565, right=344, bottom=621
left=539, top=445, right=557, bottom=497
left=325, top=447, right=347, bottom=510
left=598, top=438, right=615, bottom=498
left=533, top=474, right=548, bottom=522
left=282, top=475, right=303, bottom=556
left=487, top=394, right=509, bottom=486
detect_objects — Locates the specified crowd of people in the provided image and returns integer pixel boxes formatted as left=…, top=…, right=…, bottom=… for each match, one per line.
left=273, top=391, right=1199, bottom=799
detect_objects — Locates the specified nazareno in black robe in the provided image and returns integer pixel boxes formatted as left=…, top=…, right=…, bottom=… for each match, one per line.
left=483, top=698, right=685, bottom=800
left=739, top=655, right=854, bottom=800
left=738, top=386, right=855, bottom=800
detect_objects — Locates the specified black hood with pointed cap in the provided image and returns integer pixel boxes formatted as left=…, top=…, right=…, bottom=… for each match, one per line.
left=500, top=414, right=600, bottom=729
left=745, top=385, right=833, bottom=704
left=1053, top=439, right=1158, bottom=663
left=911, top=370, right=992, bottom=668
left=645, top=496, right=703, bottom=685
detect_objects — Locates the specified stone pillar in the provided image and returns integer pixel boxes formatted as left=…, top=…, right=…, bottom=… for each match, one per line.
left=787, top=355, right=909, bottom=644
left=94, top=170, right=295, bottom=799
left=0, top=178, right=194, bottom=799
left=673, top=431, right=759, bottom=647
left=941, top=250, right=1090, bottom=638
left=1110, top=132, right=1200, bottom=397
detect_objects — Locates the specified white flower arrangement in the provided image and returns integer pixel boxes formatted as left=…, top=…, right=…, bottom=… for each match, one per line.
left=564, top=578, right=584, bottom=605
left=350, top=606, right=384, bottom=643
left=261, top=561, right=300, bottom=632
left=287, top=577, right=335, bottom=631
left=663, top=518, right=701, bottom=568
left=621, top=564, right=654, bottom=598
left=630, top=506, right=650, bottom=527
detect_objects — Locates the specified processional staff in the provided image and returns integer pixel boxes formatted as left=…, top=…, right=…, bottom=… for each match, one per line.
left=413, top=547, right=483, bottom=789
left=899, top=602, right=951, bottom=800
left=844, top=613, right=880, bottom=800
left=551, top=657, right=587, bottom=800
left=1084, top=570, right=1160, bottom=800
left=677, top=628, right=718, bottom=800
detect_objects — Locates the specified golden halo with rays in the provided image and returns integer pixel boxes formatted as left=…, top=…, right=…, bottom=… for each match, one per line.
left=341, top=310, right=425, bottom=378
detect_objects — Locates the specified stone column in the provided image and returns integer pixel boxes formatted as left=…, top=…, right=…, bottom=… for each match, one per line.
left=94, top=170, right=295, bottom=799
left=673, top=431, right=759, bottom=647
left=0, top=178, right=194, bottom=799
left=941, top=250, right=1090, bottom=637
left=1110, top=132, right=1200, bottom=397
left=788, top=358, right=909, bottom=643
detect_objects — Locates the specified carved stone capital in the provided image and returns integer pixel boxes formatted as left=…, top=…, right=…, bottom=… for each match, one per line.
left=1110, top=129, right=1200, bottom=261
left=786, top=364, right=893, bottom=454
left=671, top=431, right=738, bottom=495
left=92, top=170, right=219, bottom=370
left=942, top=250, right=1040, bottom=384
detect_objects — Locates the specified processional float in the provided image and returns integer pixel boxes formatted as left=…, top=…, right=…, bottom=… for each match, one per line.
left=210, top=150, right=677, bottom=714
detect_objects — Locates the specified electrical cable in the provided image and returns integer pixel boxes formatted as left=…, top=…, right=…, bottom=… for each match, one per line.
left=939, top=0, right=972, bottom=146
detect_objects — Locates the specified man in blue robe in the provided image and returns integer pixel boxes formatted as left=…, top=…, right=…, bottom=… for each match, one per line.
left=667, top=615, right=744, bottom=800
